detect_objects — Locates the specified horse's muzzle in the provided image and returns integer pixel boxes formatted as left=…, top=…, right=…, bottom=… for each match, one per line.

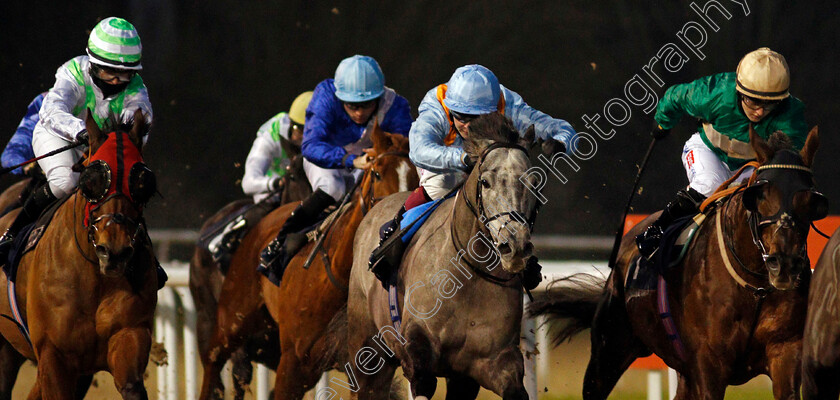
left=95, top=244, right=135, bottom=277
left=765, top=254, right=807, bottom=290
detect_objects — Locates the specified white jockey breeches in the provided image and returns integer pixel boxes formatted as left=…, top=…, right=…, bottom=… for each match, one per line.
left=682, top=133, right=754, bottom=197
left=303, top=159, right=363, bottom=201
left=32, top=130, right=85, bottom=198
left=418, top=167, right=467, bottom=200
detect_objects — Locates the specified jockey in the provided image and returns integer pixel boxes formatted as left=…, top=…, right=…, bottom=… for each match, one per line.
left=207, top=91, right=314, bottom=262
left=369, top=64, right=577, bottom=289
left=1, top=92, right=46, bottom=176
left=258, top=55, right=413, bottom=272
left=0, top=17, right=152, bottom=264
left=636, top=47, right=808, bottom=259
left=242, top=91, right=313, bottom=203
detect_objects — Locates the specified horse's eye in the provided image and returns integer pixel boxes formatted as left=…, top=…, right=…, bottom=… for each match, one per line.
left=373, top=171, right=382, bottom=180
left=129, top=163, right=157, bottom=205
left=481, top=179, right=491, bottom=188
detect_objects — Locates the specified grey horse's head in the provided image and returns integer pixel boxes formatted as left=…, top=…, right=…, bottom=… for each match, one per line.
left=463, top=113, right=538, bottom=273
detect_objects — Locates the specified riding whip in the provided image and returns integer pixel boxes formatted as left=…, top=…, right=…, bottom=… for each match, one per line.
left=606, top=138, right=658, bottom=269
left=0, top=141, right=86, bottom=176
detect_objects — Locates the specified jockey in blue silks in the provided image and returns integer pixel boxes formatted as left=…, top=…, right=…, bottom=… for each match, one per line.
left=369, top=64, right=577, bottom=290
left=1, top=92, right=46, bottom=175
left=259, top=55, right=413, bottom=273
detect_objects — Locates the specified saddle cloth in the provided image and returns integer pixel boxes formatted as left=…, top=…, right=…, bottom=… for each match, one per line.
left=3, top=196, right=67, bottom=280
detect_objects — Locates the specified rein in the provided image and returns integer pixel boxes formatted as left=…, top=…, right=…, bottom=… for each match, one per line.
left=450, top=142, right=533, bottom=287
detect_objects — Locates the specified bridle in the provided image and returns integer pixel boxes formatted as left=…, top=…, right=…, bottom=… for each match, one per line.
left=75, top=184, right=147, bottom=265
left=452, top=142, right=537, bottom=286
left=746, top=163, right=820, bottom=270
left=462, top=142, right=538, bottom=239
left=361, top=150, right=411, bottom=214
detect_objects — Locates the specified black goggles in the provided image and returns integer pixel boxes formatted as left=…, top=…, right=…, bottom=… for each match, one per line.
left=740, top=94, right=781, bottom=111
left=342, top=99, right=378, bottom=111
left=450, top=110, right=480, bottom=124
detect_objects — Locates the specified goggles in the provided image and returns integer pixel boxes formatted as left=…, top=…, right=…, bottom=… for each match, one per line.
left=92, top=64, right=136, bottom=83
left=342, top=99, right=378, bottom=111
left=740, top=94, right=781, bottom=112
left=450, top=110, right=480, bottom=124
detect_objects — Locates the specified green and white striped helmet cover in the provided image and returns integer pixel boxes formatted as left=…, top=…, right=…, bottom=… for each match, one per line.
left=86, top=17, right=142, bottom=70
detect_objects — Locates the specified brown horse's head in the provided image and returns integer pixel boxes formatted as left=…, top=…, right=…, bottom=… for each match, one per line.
left=78, top=109, right=156, bottom=277
left=463, top=113, right=537, bottom=273
left=358, top=119, right=418, bottom=208
left=742, top=125, right=827, bottom=290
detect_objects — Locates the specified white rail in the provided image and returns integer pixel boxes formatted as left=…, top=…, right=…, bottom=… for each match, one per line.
left=149, top=230, right=670, bottom=399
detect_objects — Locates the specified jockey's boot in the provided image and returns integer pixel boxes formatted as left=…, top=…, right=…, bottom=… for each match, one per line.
left=0, top=184, right=57, bottom=265
left=259, top=189, right=335, bottom=278
left=636, top=187, right=706, bottom=259
left=369, top=187, right=431, bottom=287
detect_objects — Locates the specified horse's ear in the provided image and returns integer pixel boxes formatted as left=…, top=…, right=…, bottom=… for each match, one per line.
left=370, top=117, right=390, bottom=153
left=85, top=108, right=103, bottom=147
left=518, top=124, right=535, bottom=149
left=750, top=124, right=772, bottom=164
left=128, top=109, right=147, bottom=152
left=800, top=125, right=819, bottom=167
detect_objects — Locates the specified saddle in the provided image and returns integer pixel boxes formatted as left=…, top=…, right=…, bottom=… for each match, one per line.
left=3, top=195, right=67, bottom=280
left=626, top=212, right=707, bottom=293
left=259, top=202, right=351, bottom=287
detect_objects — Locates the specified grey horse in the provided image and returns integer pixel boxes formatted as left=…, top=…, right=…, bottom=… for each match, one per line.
left=346, top=113, right=538, bottom=400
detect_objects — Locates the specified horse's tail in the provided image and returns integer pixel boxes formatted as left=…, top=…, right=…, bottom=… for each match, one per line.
left=528, top=272, right=605, bottom=346
left=314, top=303, right=348, bottom=372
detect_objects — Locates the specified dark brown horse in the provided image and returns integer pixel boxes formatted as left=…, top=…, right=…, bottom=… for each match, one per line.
left=0, top=110, right=159, bottom=399
left=533, top=126, right=826, bottom=399
left=802, top=225, right=840, bottom=398
left=189, top=154, right=310, bottom=398
left=199, top=121, right=418, bottom=399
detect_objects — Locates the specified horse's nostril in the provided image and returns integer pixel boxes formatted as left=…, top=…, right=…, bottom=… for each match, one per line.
left=498, top=242, right=512, bottom=255
left=524, top=242, right=534, bottom=254
left=95, top=245, right=108, bottom=258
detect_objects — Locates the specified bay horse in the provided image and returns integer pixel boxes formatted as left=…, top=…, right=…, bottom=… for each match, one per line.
left=189, top=154, right=310, bottom=399
left=347, top=113, right=537, bottom=400
left=199, top=121, right=418, bottom=399
left=532, top=126, right=826, bottom=399
left=802, top=226, right=840, bottom=398
left=0, top=109, right=159, bottom=399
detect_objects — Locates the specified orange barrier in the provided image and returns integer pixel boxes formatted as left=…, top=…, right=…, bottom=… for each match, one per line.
left=623, top=214, right=840, bottom=370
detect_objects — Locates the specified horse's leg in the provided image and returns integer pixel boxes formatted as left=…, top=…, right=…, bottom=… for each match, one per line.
left=107, top=327, right=151, bottom=400
left=35, top=344, right=76, bottom=400
left=582, top=291, right=646, bottom=400
left=271, top=351, right=317, bottom=400
left=231, top=348, right=254, bottom=400
left=25, top=381, right=41, bottom=400
left=353, top=363, right=398, bottom=400
left=468, top=346, right=528, bottom=400
left=768, top=342, right=802, bottom=400
left=0, top=338, right=25, bottom=400
left=444, top=374, right=480, bottom=400
left=402, top=332, right=438, bottom=400
left=75, top=375, right=92, bottom=399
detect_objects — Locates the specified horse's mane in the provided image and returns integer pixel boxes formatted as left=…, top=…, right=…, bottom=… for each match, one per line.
left=98, top=112, right=150, bottom=139
left=463, top=113, right=519, bottom=159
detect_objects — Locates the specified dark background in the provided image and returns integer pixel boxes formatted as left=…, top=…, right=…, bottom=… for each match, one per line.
left=1, top=1, right=837, bottom=240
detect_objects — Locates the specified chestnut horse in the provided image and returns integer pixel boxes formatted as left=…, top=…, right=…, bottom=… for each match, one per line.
left=802, top=226, right=840, bottom=398
left=199, top=122, right=418, bottom=399
left=0, top=110, right=159, bottom=399
left=533, top=127, right=826, bottom=399
left=189, top=154, right=310, bottom=399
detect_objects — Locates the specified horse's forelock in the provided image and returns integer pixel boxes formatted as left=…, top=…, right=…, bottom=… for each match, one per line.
left=767, top=131, right=793, bottom=153
left=464, top=113, right=519, bottom=159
